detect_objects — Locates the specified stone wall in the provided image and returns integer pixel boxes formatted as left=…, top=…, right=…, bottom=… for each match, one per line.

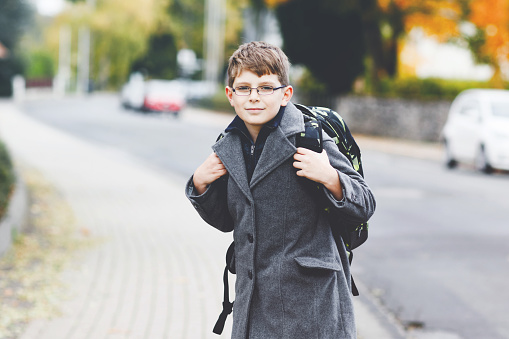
left=0, top=174, right=28, bottom=257
left=335, top=95, right=452, bottom=142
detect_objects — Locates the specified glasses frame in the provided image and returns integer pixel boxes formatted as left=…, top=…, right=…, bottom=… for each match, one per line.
left=232, top=85, right=286, bottom=96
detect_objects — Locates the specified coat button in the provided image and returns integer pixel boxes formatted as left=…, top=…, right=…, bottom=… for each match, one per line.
left=248, top=233, right=254, bottom=243
left=248, top=270, right=253, bottom=280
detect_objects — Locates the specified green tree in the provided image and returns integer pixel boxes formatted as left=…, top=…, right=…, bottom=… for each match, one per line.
left=26, top=49, right=55, bottom=78
left=0, top=0, right=32, bottom=96
left=131, top=0, right=204, bottom=80
left=45, top=0, right=170, bottom=88
left=131, top=33, right=178, bottom=79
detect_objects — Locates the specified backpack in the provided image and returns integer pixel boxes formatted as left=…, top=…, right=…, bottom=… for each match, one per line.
left=212, top=104, right=369, bottom=335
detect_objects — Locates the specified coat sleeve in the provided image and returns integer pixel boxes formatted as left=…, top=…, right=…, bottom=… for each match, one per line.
left=185, top=175, right=234, bottom=232
left=320, top=133, right=376, bottom=224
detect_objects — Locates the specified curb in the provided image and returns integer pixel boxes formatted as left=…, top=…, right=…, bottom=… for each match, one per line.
left=0, top=166, right=30, bottom=257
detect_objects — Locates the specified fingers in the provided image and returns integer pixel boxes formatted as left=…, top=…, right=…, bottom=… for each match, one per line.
left=295, top=147, right=327, bottom=157
left=211, top=153, right=227, bottom=177
left=295, top=147, right=313, bottom=155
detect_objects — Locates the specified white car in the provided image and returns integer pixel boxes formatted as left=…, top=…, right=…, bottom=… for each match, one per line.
left=120, top=72, right=145, bottom=109
left=442, top=89, right=509, bottom=173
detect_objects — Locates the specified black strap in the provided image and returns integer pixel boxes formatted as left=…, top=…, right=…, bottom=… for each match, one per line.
left=348, top=250, right=359, bottom=296
left=213, top=265, right=234, bottom=334
left=213, top=242, right=235, bottom=334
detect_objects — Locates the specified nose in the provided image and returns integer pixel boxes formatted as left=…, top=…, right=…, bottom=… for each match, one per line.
left=249, top=88, right=260, bottom=101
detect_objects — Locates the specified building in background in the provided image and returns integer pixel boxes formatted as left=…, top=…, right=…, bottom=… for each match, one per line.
left=400, top=28, right=493, bottom=81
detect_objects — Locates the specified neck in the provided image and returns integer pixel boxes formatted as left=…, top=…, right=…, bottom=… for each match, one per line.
left=246, top=125, right=261, bottom=143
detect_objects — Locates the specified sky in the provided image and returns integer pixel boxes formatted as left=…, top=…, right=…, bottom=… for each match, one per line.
left=33, top=0, right=65, bottom=16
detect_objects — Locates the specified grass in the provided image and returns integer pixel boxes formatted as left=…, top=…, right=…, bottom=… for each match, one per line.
left=0, top=167, right=98, bottom=338
left=0, top=140, right=15, bottom=221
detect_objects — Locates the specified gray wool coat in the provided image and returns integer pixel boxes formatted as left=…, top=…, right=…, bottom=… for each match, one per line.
left=185, top=102, right=376, bottom=339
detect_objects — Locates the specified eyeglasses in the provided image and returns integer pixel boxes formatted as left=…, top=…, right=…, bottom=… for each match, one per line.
left=232, top=85, right=286, bottom=96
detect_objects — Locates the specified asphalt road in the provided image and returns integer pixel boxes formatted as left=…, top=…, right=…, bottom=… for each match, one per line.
left=20, top=93, right=509, bottom=339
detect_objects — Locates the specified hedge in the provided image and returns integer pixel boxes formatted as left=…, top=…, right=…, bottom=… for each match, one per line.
left=0, top=140, right=15, bottom=221
left=375, top=77, right=494, bottom=100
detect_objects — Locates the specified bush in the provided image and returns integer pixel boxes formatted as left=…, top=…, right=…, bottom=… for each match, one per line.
left=26, top=49, right=55, bottom=79
left=375, top=77, right=494, bottom=100
left=0, top=140, right=15, bottom=221
left=191, top=90, right=234, bottom=114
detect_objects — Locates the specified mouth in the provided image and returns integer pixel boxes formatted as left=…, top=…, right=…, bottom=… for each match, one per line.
left=246, top=108, right=264, bottom=112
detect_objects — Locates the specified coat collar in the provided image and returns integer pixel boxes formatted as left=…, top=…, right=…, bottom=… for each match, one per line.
left=278, top=101, right=305, bottom=137
left=212, top=102, right=304, bottom=200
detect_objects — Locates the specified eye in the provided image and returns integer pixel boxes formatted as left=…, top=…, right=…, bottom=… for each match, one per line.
left=236, top=86, right=250, bottom=91
left=259, top=86, right=273, bottom=91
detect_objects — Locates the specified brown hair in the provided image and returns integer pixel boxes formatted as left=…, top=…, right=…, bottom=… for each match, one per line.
left=227, top=41, right=290, bottom=88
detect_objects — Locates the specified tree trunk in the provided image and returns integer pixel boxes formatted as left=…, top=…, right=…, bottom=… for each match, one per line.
left=490, top=61, right=504, bottom=89
left=358, top=0, right=386, bottom=91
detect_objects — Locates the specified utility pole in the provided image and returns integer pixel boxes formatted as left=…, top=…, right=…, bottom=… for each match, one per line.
left=77, top=0, right=95, bottom=94
left=55, top=25, right=71, bottom=95
left=203, top=0, right=226, bottom=87
left=77, top=27, right=90, bottom=93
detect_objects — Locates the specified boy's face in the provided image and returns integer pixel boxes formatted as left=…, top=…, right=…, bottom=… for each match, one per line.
left=226, top=70, right=293, bottom=135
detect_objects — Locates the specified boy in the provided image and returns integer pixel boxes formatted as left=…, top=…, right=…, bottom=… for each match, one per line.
left=185, top=41, right=375, bottom=339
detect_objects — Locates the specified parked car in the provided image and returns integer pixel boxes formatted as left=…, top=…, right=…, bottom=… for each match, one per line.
left=141, top=80, right=186, bottom=116
left=441, top=89, right=509, bottom=173
left=120, top=72, right=145, bottom=109
left=120, top=75, right=186, bottom=116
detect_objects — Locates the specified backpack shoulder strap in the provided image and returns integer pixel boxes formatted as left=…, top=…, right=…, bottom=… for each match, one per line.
left=294, top=103, right=323, bottom=153
left=216, top=131, right=227, bottom=143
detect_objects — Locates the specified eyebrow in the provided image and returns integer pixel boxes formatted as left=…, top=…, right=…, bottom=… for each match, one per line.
left=235, top=82, right=277, bottom=87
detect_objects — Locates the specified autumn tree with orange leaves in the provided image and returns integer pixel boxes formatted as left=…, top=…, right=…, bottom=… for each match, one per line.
left=468, top=0, right=509, bottom=87
left=370, top=0, right=463, bottom=86
left=266, top=0, right=468, bottom=93
left=257, top=0, right=509, bottom=92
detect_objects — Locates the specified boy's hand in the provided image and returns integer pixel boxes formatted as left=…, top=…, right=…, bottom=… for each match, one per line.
left=293, top=147, right=343, bottom=200
left=193, top=152, right=228, bottom=195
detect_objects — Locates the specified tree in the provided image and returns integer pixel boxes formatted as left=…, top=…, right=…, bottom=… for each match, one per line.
left=468, top=0, right=509, bottom=87
left=131, top=33, right=178, bottom=79
left=46, top=0, right=170, bottom=88
left=131, top=0, right=203, bottom=80
left=0, top=0, right=32, bottom=96
left=271, top=0, right=464, bottom=94
left=276, top=0, right=365, bottom=95
left=363, top=0, right=462, bottom=89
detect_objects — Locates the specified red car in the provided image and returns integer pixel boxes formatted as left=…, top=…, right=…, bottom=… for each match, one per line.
left=141, top=80, right=186, bottom=116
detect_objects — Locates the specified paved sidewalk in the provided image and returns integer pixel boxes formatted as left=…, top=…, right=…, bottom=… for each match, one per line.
left=0, top=101, right=407, bottom=339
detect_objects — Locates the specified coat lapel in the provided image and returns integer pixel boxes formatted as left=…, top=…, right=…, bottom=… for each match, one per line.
left=212, top=102, right=305, bottom=195
left=249, top=102, right=305, bottom=188
left=212, top=132, right=252, bottom=201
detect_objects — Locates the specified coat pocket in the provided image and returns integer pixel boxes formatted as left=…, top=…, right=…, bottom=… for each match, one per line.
left=294, top=257, right=342, bottom=272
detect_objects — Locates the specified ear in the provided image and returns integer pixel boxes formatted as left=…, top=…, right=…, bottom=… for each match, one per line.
left=281, top=85, right=294, bottom=107
left=225, top=86, right=235, bottom=106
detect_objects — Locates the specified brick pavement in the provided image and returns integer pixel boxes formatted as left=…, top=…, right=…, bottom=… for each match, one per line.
left=0, top=100, right=405, bottom=339
left=0, top=103, right=234, bottom=339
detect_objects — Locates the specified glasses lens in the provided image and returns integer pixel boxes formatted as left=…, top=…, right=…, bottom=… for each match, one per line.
left=235, top=87, right=251, bottom=96
left=258, top=86, right=274, bottom=95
